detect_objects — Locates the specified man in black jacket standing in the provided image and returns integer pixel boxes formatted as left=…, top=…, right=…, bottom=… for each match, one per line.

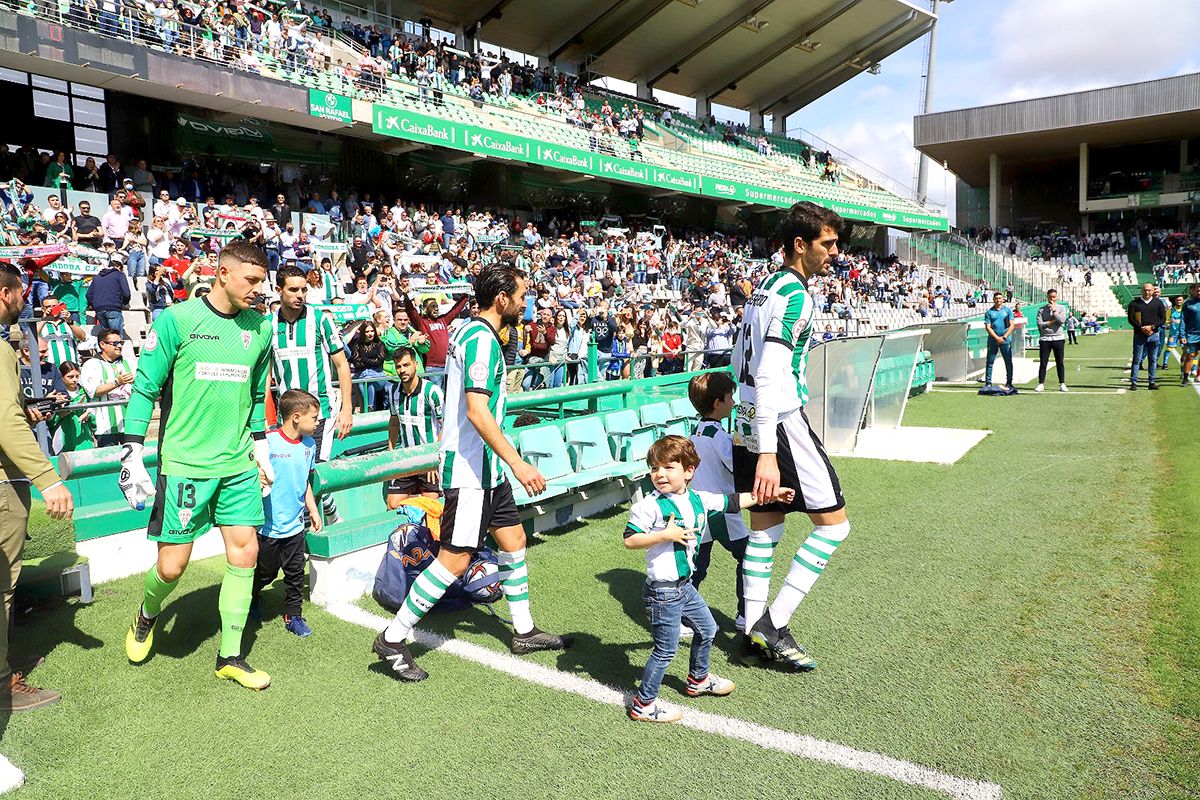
left=1128, top=282, right=1166, bottom=390
left=270, top=193, right=292, bottom=228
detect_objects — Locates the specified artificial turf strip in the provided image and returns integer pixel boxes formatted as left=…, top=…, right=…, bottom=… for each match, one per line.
left=5, top=332, right=1197, bottom=799
left=1148, top=379, right=1200, bottom=796
left=1, top=556, right=938, bottom=800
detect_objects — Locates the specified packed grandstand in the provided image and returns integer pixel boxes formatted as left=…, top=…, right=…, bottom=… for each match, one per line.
left=0, top=1, right=1196, bottom=799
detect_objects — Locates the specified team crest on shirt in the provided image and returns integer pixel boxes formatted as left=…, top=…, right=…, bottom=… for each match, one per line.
left=144, top=330, right=158, bottom=351
left=241, top=331, right=252, bottom=350
left=178, top=509, right=192, bottom=527
left=468, top=362, right=488, bottom=382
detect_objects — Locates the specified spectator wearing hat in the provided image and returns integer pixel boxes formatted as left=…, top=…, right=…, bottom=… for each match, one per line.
left=85, top=252, right=131, bottom=338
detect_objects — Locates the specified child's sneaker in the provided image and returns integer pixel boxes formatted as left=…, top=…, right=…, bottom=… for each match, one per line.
left=678, top=623, right=694, bottom=639
left=627, top=696, right=681, bottom=723
left=284, top=615, right=313, bottom=638
left=734, top=614, right=745, bottom=632
left=686, top=673, right=735, bottom=697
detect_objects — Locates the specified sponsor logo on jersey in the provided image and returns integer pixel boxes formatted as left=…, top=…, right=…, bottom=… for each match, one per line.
left=195, top=362, right=251, bottom=382
left=145, top=330, right=158, bottom=351
left=242, top=331, right=253, bottom=350
left=190, top=333, right=221, bottom=340
left=468, top=362, right=488, bottom=382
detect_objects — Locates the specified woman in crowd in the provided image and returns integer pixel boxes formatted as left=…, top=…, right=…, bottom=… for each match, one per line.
left=632, top=319, right=654, bottom=380
left=50, top=361, right=96, bottom=454
left=548, top=308, right=570, bottom=389
left=568, top=312, right=590, bottom=385
left=349, top=320, right=388, bottom=411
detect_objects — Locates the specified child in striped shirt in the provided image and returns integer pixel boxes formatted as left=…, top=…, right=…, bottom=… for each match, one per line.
left=624, top=435, right=793, bottom=723
left=685, top=371, right=748, bottom=635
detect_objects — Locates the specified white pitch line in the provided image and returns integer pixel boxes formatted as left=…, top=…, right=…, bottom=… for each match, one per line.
left=936, top=388, right=1123, bottom=393
left=330, top=603, right=1003, bottom=800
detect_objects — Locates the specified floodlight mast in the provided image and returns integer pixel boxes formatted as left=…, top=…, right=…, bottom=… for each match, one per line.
left=915, top=0, right=950, bottom=206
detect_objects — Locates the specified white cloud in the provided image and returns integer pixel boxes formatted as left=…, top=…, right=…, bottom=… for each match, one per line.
left=987, top=0, right=1200, bottom=101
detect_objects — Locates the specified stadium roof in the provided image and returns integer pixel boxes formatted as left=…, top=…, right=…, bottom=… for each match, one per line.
left=395, top=0, right=935, bottom=118
left=914, top=72, right=1200, bottom=186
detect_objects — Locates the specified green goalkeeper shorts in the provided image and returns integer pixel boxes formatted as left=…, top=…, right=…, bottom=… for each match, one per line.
left=147, top=467, right=265, bottom=544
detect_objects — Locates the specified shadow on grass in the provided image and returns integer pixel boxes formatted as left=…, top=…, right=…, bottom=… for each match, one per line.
left=153, top=584, right=221, bottom=660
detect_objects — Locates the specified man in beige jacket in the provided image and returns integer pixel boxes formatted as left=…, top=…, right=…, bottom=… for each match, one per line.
left=0, top=262, right=74, bottom=713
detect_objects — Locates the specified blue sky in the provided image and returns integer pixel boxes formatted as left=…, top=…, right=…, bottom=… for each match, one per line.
left=597, top=0, right=1197, bottom=215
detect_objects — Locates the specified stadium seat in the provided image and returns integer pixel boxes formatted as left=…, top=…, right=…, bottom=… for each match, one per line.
left=638, top=402, right=677, bottom=437
left=668, top=397, right=697, bottom=428
left=516, top=426, right=600, bottom=490
left=602, top=409, right=656, bottom=464
left=502, top=434, right=567, bottom=505
left=562, top=416, right=646, bottom=481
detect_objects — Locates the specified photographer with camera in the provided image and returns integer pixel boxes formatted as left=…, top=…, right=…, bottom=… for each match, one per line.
left=35, top=298, right=87, bottom=367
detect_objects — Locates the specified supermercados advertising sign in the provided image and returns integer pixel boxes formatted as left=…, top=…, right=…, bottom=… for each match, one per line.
left=371, top=104, right=945, bottom=231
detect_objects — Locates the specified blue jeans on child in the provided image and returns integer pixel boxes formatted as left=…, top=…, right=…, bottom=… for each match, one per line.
left=635, top=580, right=717, bottom=705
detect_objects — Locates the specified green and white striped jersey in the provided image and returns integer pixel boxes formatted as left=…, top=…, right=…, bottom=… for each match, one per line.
left=41, top=321, right=78, bottom=366
left=271, top=307, right=344, bottom=418
left=389, top=377, right=444, bottom=449
left=731, top=267, right=815, bottom=454
left=321, top=270, right=344, bottom=301
left=79, top=354, right=136, bottom=437
left=626, top=488, right=733, bottom=581
left=440, top=318, right=506, bottom=490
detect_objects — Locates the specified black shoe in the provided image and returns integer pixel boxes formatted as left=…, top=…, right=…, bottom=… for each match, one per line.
left=1129, top=383, right=1138, bottom=391
left=1149, top=383, right=1159, bottom=390
left=511, top=626, right=572, bottom=655
left=373, top=632, right=428, bottom=682
left=748, top=616, right=817, bottom=671
left=737, top=634, right=774, bottom=666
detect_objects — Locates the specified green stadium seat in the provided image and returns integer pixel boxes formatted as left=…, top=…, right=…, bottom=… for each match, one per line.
left=669, top=397, right=698, bottom=425
left=602, top=409, right=657, bottom=464
left=640, top=401, right=688, bottom=438
left=503, top=434, right=568, bottom=505
left=562, top=417, right=646, bottom=481
left=516, top=427, right=597, bottom=490
left=638, top=402, right=671, bottom=436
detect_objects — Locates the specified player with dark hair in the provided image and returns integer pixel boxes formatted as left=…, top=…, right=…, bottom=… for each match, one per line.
left=118, top=240, right=276, bottom=689
left=271, top=263, right=353, bottom=522
left=385, top=346, right=444, bottom=508
left=731, top=201, right=851, bottom=670
left=373, top=263, right=570, bottom=682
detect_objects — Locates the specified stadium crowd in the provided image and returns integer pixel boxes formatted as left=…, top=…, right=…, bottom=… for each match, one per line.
left=0, top=153, right=976, bottom=457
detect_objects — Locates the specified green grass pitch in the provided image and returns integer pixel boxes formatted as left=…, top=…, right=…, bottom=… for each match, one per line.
left=3, top=332, right=1197, bottom=799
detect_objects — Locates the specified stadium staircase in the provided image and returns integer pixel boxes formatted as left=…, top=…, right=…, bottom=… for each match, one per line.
left=905, top=234, right=1129, bottom=323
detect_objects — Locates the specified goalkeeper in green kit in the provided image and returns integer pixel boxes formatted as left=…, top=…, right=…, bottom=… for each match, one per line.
left=118, top=241, right=275, bottom=690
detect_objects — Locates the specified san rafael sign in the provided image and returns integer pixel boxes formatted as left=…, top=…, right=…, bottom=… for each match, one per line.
left=309, top=90, right=352, bottom=124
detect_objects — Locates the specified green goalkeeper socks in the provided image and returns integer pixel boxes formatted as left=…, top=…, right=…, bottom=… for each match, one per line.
left=218, top=563, right=255, bottom=658
left=141, top=566, right=180, bottom=619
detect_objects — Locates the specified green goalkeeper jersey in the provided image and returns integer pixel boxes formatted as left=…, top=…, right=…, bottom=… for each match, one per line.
left=125, top=297, right=272, bottom=478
